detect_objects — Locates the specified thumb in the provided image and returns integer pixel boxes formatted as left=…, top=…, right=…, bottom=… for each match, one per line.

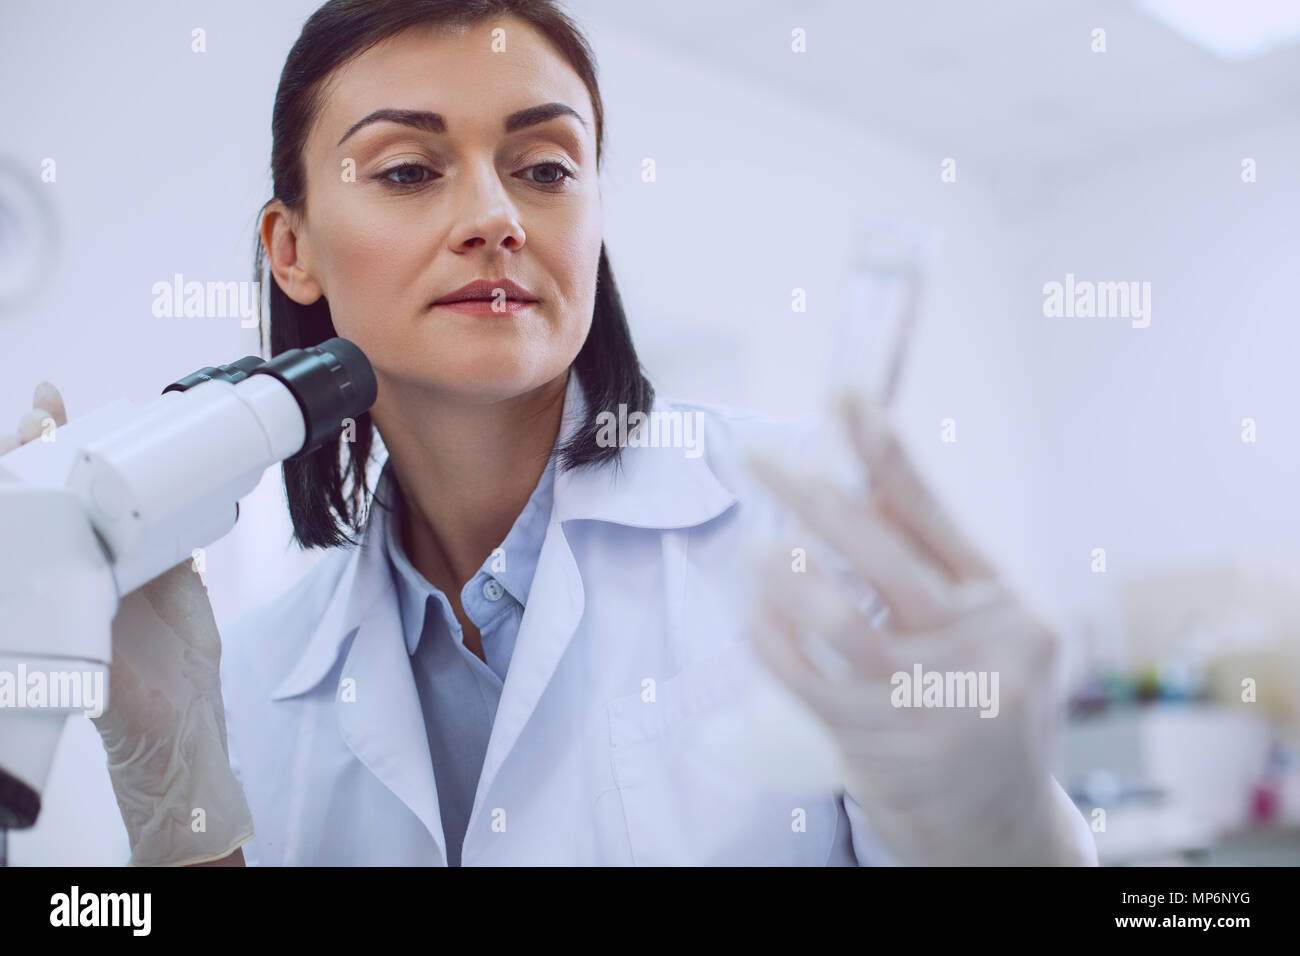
left=32, top=382, right=68, bottom=428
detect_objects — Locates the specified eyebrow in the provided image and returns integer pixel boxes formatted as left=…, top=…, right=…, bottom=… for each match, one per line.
left=336, top=102, right=588, bottom=147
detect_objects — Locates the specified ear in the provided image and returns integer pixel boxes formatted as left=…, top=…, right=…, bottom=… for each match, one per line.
left=260, top=200, right=324, bottom=306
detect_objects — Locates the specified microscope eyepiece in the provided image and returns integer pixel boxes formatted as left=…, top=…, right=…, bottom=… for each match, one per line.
left=160, top=338, right=376, bottom=458
left=250, top=338, right=378, bottom=457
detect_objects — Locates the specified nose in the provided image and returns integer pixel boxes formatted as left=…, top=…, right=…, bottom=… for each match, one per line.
left=447, top=163, right=526, bottom=254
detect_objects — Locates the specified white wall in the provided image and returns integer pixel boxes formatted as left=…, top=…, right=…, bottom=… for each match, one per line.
left=5, top=0, right=1294, bottom=863
left=577, top=2, right=1049, bottom=605
left=2, top=1, right=1036, bottom=863
left=2, top=0, right=339, bottom=864
left=1001, top=118, right=1300, bottom=650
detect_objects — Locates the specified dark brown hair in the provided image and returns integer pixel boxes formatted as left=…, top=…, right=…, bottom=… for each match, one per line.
left=253, top=0, right=653, bottom=549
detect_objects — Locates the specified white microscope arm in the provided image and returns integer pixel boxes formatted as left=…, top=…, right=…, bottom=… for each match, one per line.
left=0, top=338, right=375, bottom=830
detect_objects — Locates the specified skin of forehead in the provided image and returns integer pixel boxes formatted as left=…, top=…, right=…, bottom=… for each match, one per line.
left=305, top=18, right=595, bottom=170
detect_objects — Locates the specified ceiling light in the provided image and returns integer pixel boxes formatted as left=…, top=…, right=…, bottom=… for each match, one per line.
left=1136, top=0, right=1300, bottom=59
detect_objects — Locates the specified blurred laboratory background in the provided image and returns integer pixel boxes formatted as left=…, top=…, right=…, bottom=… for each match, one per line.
left=1, top=0, right=1298, bottom=864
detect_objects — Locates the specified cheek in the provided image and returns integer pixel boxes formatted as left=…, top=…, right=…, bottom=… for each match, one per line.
left=312, top=200, right=432, bottom=342
left=547, top=247, right=597, bottom=356
left=539, top=208, right=602, bottom=324
left=297, top=171, right=602, bottom=393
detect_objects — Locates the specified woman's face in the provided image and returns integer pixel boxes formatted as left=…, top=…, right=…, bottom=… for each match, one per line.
left=274, top=17, right=601, bottom=404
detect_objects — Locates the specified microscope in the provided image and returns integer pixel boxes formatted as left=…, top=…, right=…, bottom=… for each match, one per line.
left=0, top=338, right=377, bottom=857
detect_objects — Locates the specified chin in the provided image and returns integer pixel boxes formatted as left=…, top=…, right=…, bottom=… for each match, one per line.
left=388, top=342, right=570, bottom=405
left=358, top=308, right=581, bottom=400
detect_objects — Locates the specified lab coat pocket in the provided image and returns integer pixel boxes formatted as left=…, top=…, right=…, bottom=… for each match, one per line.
left=606, top=642, right=840, bottom=865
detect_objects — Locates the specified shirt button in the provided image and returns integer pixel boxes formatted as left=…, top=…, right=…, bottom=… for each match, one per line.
left=482, top=578, right=504, bottom=602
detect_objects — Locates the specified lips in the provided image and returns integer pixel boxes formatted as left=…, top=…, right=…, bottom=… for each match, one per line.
left=431, top=278, right=539, bottom=305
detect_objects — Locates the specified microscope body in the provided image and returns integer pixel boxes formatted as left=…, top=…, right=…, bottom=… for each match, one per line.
left=0, top=339, right=376, bottom=830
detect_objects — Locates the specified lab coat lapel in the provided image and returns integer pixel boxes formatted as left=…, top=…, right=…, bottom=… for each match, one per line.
left=471, top=513, right=583, bottom=823
left=336, top=577, right=447, bottom=864
left=468, top=375, right=589, bottom=825
left=268, top=370, right=739, bottom=859
left=468, top=374, right=739, bottom=828
left=269, top=497, right=446, bottom=863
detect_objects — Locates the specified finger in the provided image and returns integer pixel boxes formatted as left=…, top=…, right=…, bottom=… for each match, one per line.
left=879, top=589, right=1055, bottom=683
left=754, top=608, right=904, bottom=728
left=749, top=606, right=822, bottom=700
left=838, top=389, right=995, bottom=582
left=747, top=451, right=960, bottom=630
left=32, top=382, right=67, bottom=428
left=758, top=559, right=895, bottom=679
left=15, top=407, right=58, bottom=445
left=763, top=575, right=1029, bottom=724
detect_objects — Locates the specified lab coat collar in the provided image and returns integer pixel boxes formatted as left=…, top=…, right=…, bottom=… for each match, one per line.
left=271, top=369, right=738, bottom=701
left=551, top=371, right=739, bottom=528
left=267, top=368, right=738, bottom=859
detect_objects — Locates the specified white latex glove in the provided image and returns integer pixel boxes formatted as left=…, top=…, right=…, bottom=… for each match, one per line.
left=3, top=383, right=254, bottom=866
left=745, top=391, right=1093, bottom=865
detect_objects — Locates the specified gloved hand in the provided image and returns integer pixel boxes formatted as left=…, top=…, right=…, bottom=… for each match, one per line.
left=745, top=391, right=1094, bottom=865
left=3, top=383, right=254, bottom=866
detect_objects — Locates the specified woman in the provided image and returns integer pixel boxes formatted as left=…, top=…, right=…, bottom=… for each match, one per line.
left=4, top=0, right=1096, bottom=866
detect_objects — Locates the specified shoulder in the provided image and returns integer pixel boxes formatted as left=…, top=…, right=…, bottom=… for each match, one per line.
left=655, top=391, right=827, bottom=491
left=649, top=391, right=829, bottom=533
left=218, top=544, right=351, bottom=694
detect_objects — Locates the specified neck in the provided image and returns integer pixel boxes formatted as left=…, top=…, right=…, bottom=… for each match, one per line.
left=372, top=370, right=569, bottom=595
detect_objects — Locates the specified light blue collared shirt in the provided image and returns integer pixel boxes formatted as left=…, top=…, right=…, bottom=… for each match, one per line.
left=376, top=448, right=557, bottom=866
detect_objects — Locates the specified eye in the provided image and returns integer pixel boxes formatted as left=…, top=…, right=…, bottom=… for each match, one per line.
left=373, top=160, right=574, bottom=191
left=376, top=163, right=436, bottom=189
left=519, top=160, right=575, bottom=189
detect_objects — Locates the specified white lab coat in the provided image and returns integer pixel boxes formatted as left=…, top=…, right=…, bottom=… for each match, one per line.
left=220, top=378, right=1096, bottom=865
